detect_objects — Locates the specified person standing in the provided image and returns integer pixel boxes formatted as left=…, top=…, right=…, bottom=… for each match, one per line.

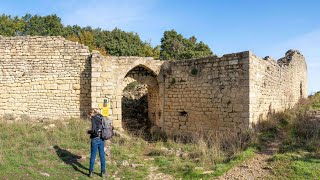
left=87, top=108, right=106, bottom=178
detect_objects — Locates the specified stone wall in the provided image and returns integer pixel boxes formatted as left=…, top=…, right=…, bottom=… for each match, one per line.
left=91, top=52, right=164, bottom=128
left=0, top=36, right=91, bottom=120
left=160, top=52, right=250, bottom=134
left=0, top=36, right=308, bottom=135
left=148, top=86, right=160, bottom=126
left=249, top=50, right=308, bottom=125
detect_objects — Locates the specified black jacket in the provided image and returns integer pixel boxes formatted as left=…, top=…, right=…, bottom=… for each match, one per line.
left=88, top=114, right=103, bottom=139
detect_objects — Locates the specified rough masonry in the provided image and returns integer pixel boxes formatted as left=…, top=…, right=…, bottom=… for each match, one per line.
left=0, top=36, right=308, bottom=134
left=0, top=36, right=91, bottom=119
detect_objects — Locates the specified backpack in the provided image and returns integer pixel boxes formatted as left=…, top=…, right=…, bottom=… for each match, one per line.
left=100, top=116, right=114, bottom=140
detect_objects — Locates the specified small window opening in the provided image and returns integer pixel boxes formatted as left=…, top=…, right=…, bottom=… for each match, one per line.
left=300, top=82, right=303, bottom=97
left=179, top=111, right=188, bottom=116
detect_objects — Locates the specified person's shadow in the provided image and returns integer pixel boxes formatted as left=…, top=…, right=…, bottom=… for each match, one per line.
left=53, top=145, right=90, bottom=176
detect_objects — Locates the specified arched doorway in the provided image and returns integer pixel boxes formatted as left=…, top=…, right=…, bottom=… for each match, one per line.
left=119, top=65, right=160, bottom=136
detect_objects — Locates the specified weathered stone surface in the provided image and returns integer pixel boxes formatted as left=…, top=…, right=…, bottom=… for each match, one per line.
left=0, top=36, right=91, bottom=119
left=249, top=51, right=307, bottom=124
left=0, top=36, right=307, bottom=135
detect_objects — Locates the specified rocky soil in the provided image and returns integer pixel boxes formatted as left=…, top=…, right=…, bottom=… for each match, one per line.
left=218, top=110, right=320, bottom=179
left=217, top=140, right=279, bottom=180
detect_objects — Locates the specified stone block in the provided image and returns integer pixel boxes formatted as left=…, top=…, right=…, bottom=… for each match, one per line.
left=112, top=108, right=121, bottom=115
left=233, top=104, right=243, bottom=112
left=58, top=84, right=70, bottom=90
left=92, top=82, right=102, bottom=87
left=92, top=72, right=101, bottom=78
left=112, top=120, right=122, bottom=128
left=45, top=84, right=58, bottom=90
left=178, top=116, right=187, bottom=122
left=72, top=84, right=80, bottom=90
left=101, top=72, right=109, bottom=78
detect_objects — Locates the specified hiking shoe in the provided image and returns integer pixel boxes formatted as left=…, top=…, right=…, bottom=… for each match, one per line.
left=101, top=172, right=107, bottom=178
left=88, top=171, right=93, bottom=178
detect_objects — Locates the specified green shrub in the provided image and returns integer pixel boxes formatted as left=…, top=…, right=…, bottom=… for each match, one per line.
left=123, top=81, right=140, bottom=92
left=191, top=67, right=198, bottom=75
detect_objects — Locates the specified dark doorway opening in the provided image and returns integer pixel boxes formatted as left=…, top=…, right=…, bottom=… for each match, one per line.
left=121, top=81, right=152, bottom=137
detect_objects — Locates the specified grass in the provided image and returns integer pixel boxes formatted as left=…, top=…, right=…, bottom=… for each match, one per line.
left=255, top=92, right=320, bottom=179
left=0, top=112, right=317, bottom=180
left=311, top=92, right=320, bottom=110
left=0, top=119, right=90, bottom=179
left=146, top=139, right=256, bottom=179
left=269, top=152, right=320, bottom=179
left=0, top=118, right=254, bottom=179
left=312, top=103, right=320, bottom=110
left=0, top=92, right=319, bottom=179
left=210, top=147, right=256, bottom=177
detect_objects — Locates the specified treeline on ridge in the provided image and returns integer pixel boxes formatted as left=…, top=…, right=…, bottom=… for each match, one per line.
left=0, top=14, right=213, bottom=60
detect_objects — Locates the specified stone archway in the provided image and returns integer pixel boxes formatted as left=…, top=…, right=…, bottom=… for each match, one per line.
left=90, top=53, right=164, bottom=131
left=115, top=65, right=160, bottom=133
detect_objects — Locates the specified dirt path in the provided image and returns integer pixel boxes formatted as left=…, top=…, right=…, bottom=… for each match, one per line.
left=217, top=140, right=280, bottom=180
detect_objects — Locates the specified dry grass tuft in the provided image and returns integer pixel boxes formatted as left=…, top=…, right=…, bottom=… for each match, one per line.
left=256, top=93, right=320, bottom=153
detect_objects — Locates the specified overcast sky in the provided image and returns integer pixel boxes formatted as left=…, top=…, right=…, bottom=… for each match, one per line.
left=1, top=0, right=319, bottom=93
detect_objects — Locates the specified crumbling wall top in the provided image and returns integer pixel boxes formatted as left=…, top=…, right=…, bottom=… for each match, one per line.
left=277, top=49, right=304, bottom=65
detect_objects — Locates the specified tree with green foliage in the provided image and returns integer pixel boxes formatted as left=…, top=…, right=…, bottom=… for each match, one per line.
left=103, top=28, right=146, bottom=56
left=160, top=29, right=213, bottom=60
left=22, top=14, right=63, bottom=36
left=0, top=14, right=213, bottom=59
left=152, top=45, right=161, bottom=60
left=0, top=14, right=25, bottom=36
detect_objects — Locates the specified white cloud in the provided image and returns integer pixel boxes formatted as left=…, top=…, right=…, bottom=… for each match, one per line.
left=59, top=0, right=156, bottom=29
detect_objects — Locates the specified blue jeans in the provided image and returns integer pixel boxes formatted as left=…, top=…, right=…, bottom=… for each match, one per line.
left=89, top=137, right=106, bottom=173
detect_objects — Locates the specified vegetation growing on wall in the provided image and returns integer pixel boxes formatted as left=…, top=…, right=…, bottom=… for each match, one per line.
left=191, top=67, right=199, bottom=75
left=0, top=14, right=213, bottom=60
left=169, top=78, right=176, bottom=87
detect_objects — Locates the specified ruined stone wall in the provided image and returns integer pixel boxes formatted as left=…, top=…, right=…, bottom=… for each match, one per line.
left=91, top=52, right=164, bottom=128
left=249, top=50, right=308, bottom=125
left=0, top=36, right=91, bottom=120
left=161, top=52, right=250, bottom=134
left=0, top=36, right=307, bottom=134
left=148, top=86, right=160, bottom=126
